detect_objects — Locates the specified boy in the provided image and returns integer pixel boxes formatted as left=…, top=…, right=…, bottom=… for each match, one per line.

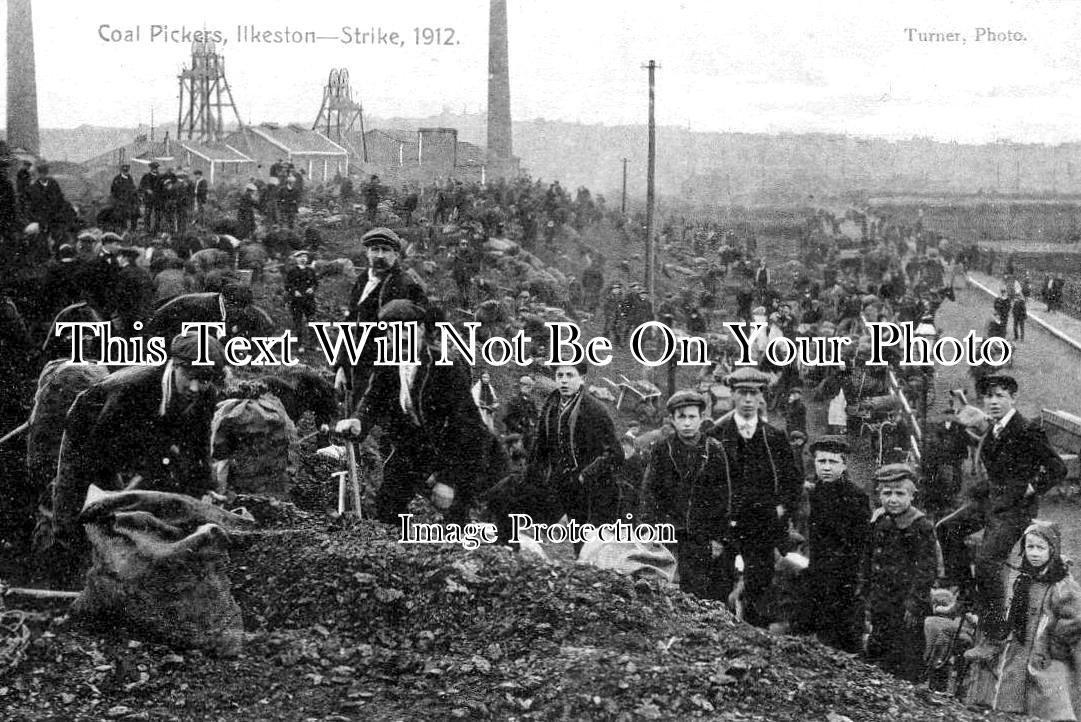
left=639, top=390, right=732, bottom=599
left=526, top=362, right=622, bottom=527
left=284, top=250, right=317, bottom=352
left=800, top=436, right=870, bottom=653
left=863, top=464, right=938, bottom=682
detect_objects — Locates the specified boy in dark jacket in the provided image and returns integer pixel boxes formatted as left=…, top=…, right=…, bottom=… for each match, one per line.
left=639, top=390, right=732, bottom=599
left=284, top=250, right=318, bottom=351
left=863, top=463, right=938, bottom=682
left=800, top=436, right=870, bottom=653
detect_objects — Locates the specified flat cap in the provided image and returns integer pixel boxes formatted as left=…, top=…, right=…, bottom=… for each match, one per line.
left=100, top=232, right=124, bottom=245
left=873, top=463, right=917, bottom=485
left=808, top=435, right=849, bottom=455
left=725, top=366, right=770, bottom=390
left=361, top=227, right=403, bottom=253
left=149, top=161, right=160, bottom=169
left=666, top=390, right=707, bottom=413
left=170, top=332, right=226, bottom=373
left=378, top=299, right=426, bottom=322
left=975, top=374, right=1018, bottom=396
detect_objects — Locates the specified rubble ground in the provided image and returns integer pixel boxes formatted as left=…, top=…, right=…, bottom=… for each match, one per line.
left=1, top=520, right=1024, bottom=721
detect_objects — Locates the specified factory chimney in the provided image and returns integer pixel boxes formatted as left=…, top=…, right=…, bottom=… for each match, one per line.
left=6, top=0, right=40, bottom=155
left=486, top=0, right=513, bottom=179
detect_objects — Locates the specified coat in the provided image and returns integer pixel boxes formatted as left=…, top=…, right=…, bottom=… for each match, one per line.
left=335, top=265, right=428, bottom=387
left=50, top=364, right=219, bottom=542
left=975, top=412, right=1067, bottom=515
left=354, top=344, right=492, bottom=493
left=527, top=388, right=621, bottom=524
left=988, top=564, right=1081, bottom=720
left=706, top=415, right=803, bottom=531
left=24, top=177, right=70, bottom=232
left=638, top=434, right=731, bottom=538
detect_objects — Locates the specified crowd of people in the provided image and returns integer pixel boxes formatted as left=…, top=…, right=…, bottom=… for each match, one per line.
left=4, top=154, right=1081, bottom=717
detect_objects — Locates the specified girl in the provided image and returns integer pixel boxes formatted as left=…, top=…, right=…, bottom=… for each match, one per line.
left=989, top=521, right=1081, bottom=721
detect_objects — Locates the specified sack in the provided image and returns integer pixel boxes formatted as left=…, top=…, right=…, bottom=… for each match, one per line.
left=578, top=538, right=677, bottom=583
left=211, top=394, right=297, bottom=496
left=72, top=486, right=254, bottom=655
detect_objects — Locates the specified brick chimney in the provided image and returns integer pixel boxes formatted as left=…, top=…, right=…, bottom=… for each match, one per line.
left=486, top=0, right=513, bottom=179
left=6, top=0, right=40, bottom=155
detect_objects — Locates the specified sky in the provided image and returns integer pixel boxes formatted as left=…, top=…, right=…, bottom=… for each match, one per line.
left=4, top=0, right=1081, bottom=144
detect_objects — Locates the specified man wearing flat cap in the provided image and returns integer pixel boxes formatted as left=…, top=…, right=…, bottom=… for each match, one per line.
left=639, top=390, right=733, bottom=599
left=110, top=163, right=139, bottom=233
left=112, top=244, right=154, bottom=337
left=336, top=300, right=495, bottom=524
left=798, top=435, right=870, bottom=652
left=937, top=373, right=1066, bottom=661
left=706, top=366, right=802, bottom=627
left=334, top=227, right=429, bottom=396
left=139, top=162, right=163, bottom=234
left=40, top=332, right=228, bottom=570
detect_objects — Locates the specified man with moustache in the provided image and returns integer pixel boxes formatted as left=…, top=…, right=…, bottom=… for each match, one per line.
left=41, top=332, right=228, bottom=570
left=333, top=227, right=428, bottom=396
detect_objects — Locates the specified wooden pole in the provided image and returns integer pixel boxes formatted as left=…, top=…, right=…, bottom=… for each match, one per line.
left=643, top=60, right=658, bottom=311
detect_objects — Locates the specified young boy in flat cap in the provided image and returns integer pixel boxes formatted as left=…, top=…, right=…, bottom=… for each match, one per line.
left=799, top=435, right=870, bottom=653
left=863, top=463, right=938, bottom=682
left=285, top=250, right=318, bottom=352
left=707, top=366, right=802, bottom=627
left=639, top=390, right=733, bottom=599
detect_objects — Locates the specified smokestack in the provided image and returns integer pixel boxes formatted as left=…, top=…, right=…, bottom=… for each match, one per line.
left=486, top=0, right=513, bottom=179
left=6, top=0, right=40, bottom=155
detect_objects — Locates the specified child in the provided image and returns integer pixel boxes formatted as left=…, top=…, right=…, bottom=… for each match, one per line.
left=863, top=464, right=938, bottom=682
left=974, top=521, right=1081, bottom=720
left=638, top=390, right=732, bottom=600
left=284, top=250, right=317, bottom=352
left=800, top=436, right=870, bottom=653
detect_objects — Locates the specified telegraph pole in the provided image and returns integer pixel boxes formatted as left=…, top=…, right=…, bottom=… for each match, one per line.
left=643, top=60, right=658, bottom=305
left=621, top=157, right=628, bottom=214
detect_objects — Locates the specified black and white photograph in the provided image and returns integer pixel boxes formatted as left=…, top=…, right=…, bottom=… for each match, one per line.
left=3, top=0, right=1081, bottom=719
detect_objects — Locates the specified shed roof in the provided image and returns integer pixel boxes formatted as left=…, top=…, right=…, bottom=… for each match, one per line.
left=179, top=140, right=254, bottom=163
left=248, top=124, right=347, bottom=155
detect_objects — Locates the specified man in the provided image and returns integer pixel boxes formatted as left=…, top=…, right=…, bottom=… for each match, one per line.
left=285, top=250, right=318, bottom=352
left=15, top=160, right=32, bottom=217
left=526, top=362, right=621, bottom=529
left=1, top=156, right=21, bottom=246
left=278, top=175, right=300, bottom=229
left=799, top=436, right=870, bottom=652
left=112, top=245, right=154, bottom=337
left=41, top=332, right=227, bottom=568
left=937, top=374, right=1066, bottom=661
left=24, top=163, right=70, bottom=244
left=139, top=162, right=163, bottom=234
left=336, top=301, right=494, bottom=524
left=192, top=170, right=209, bottom=223
left=110, top=164, right=139, bottom=233
left=333, top=227, right=428, bottom=396
left=502, top=375, right=539, bottom=451
left=364, top=175, right=382, bottom=224
left=706, top=366, right=802, bottom=627
left=602, top=282, right=625, bottom=345
left=638, top=390, right=732, bottom=599
left=81, top=232, right=123, bottom=320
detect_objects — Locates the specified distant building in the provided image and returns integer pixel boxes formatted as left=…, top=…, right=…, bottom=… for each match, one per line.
left=226, top=123, right=348, bottom=182
left=356, top=127, right=488, bottom=183
left=175, top=141, right=255, bottom=184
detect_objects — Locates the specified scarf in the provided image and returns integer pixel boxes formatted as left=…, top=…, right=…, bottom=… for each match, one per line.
left=1006, top=556, right=1068, bottom=643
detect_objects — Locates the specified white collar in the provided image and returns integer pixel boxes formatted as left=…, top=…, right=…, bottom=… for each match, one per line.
left=992, top=408, right=1017, bottom=435
left=735, top=413, right=758, bottom=436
